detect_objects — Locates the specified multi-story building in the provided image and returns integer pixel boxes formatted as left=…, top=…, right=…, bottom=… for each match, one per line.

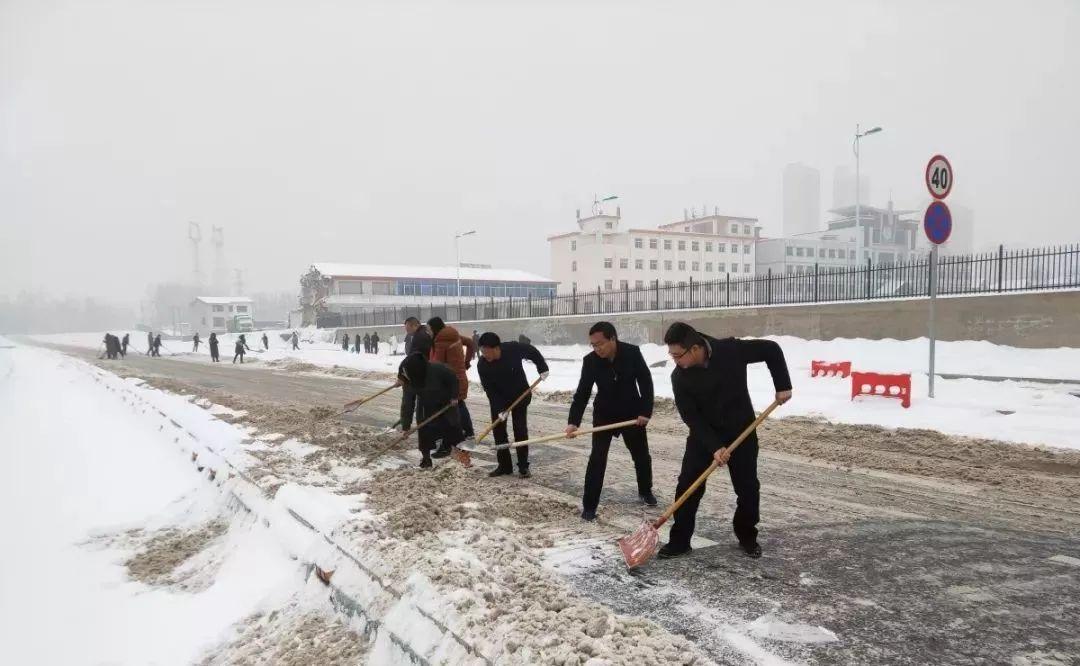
left=756, top=201, right=924, bottom=275
left=547, top=208, right=761, bottom=293
left=189, top=296, right=255, bottom=333
left=309, top=263, right=557, bottom=317
left=782, top=163, right=821, bottom=237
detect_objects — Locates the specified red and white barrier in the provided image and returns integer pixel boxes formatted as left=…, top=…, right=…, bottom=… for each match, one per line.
left=851, top=371, right=911, bottom=408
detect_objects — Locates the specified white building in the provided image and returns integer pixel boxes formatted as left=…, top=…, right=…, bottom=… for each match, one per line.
left=782, top=163, right=821, bottom=237
left=756, top=201, right=924, bottom=275
left=310, top=263, right=557, bottom=316
left=189, top=296, right=254, bottom=333
left=547, top=207, right=761, bottom=293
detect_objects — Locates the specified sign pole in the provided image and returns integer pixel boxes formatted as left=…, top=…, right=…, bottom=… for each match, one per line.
left=928, top=243, right=938, bottom=398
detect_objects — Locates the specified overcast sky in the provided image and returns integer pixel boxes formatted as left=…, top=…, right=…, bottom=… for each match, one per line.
left=2, top=0, right=1078, bottom=302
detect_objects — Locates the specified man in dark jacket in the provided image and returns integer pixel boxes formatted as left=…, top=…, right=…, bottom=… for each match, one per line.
left=659, top=322, right=792, bottom=560
left=403, top=317, right=432, bottom=358
left=102, top=334, right=117, bottom=359
left=193, top=332, right=200, bottom=352
left=291, top=331, right=299, bottom=350
left=146, top=331, right=154, bottom=355
left=398, top=354, right=463, bottom=469
left=233, top=337, right=247, bottom=363
left=477, top=333, right=549, bottom=478
left=362, top=333, right=371, bottom=353
left=262, top=332, right=269, bottom=350
left=566, top=321, right=655, bottom=521
left=342, top=333, right=350, bottom=351
left=152, top=334, right=163, bottom=357
left=121, top=333, right=129, bottom=357
left=371, top=331, right=380, bottom=354
left=209, top=332, right=220, bottom=362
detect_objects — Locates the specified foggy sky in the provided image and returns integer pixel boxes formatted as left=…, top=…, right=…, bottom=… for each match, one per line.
left=2, top=0, right=1078, bottom=303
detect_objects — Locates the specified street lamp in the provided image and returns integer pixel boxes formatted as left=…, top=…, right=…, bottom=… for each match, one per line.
left=853, top=124, right=883, bottom=263
left=455, top=230, right=477, bottom=299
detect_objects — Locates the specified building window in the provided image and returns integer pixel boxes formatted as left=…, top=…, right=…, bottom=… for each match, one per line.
left=743, top=224, right=751, bottom=235
left=664, top=240, right=672, bottom=250
left=572, top=260, right=577, bottom=272
left=678, top=240, right=686, bottom=251
left=649, top=238, right=658, bottom=249
left=635, top=280, right=644, bottom=289
left=228, top=305, right=234, bottom=313
left=650, top=260, right=658, bottom=270
left=705, top=242, right=713, bottom=252
left=819, top=248, right=826, bottom=258
left=678, top=261, right=686, bottom=270
left=744, top=263, right=751, bottom=273
left=785, top=246, right=793, bottom=256
left=620, top=279, right=629, bottom=289
left=719, top=262, right=726, bottom=272
left=731, top=264, right=739, bottom=273
left=634, top=238, right=643, bottom=249
left=212, top=317, right=225, bottom=328
left=692, top=241, right=700, bottom=251
left=619, top=258, right=628, bottom=269
left=692, top=261, right=700, bottom=271
left=236, top=305, right=248, bottom=313
left=571, top=240, right=577, bottom=251
left=664, top=260, right=673, bottom=270
left=731, top=224, right=738, bottom=234
left=212, top=305, right=224, bottom=312
left=603, top=258, right=612, bottom=268
left=718, top=244, right=726, bottom=253
left=730, top=243, right=738, bottom=253
left=635, top=259, right=644, bottom=270
left=849, top=250, right=856, bottom=259
left=605, top=222, right=613, bottom=229
left=604, top=279, right=614, bottom=290
left=796, top=247, right=804, bottom=257
left=828, top=249, right=836, bottom=258
left=705, top=262, right=713, bottom=272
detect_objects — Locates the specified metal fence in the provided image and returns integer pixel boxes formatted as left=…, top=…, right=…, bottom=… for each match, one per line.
left=318, top=244, right=1080, bottom=328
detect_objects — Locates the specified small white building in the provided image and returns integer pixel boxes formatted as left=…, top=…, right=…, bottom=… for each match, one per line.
left=189, top=296, right=255, bottom=333
left=547, top=207, right=761, bottom=293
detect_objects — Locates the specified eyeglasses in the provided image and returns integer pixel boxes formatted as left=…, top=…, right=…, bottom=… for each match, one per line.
left=669, top=348, right=689, bottom=360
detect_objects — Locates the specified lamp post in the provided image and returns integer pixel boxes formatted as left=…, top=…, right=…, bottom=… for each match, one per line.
left=853, top=124, right=882, bottom=263
left=455, top=230, right=476, bottom=300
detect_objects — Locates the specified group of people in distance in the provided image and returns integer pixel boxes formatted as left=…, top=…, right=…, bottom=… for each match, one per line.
left=392, top=316, right=792, bottom=560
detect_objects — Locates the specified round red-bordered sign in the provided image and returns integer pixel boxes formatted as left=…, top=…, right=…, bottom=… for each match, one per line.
left=923, top=200, right=953, bottom=245
left=925, top=154, right=953, bottom=200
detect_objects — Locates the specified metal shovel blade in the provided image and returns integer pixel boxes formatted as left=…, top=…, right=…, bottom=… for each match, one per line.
left=618, top=520, right=660, bottom=569
left=456, top=437, right=481, bottom=453
left=450, top=446, right=472, bottom=468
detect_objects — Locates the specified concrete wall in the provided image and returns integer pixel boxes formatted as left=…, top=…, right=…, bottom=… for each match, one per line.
left=338, top=290, right=1080, bottom=350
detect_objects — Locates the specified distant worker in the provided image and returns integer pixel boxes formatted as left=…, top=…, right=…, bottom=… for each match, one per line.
left=363, top=333, right=371, bottom=354
left=146, top=331, right=154, bottom=355
left=371, top=332, right=380, bottom=354
left=121, top=333, right=130, bottom=357
left=209, top=332, right=220, bottom=362
left=262, top=332, right=269, bottom=350
left=233, top=337, right=247, bottom=364
left=238, top=334, right=252, bottom=352
left=193, top=332, right=201, bottom=352
left=342, top=333, right=349, bottom=351
left=291, top=331, right=299, bottom=350
left=152, top=334, right=163, bottom=357
left=472, top=329, right=480, bottom=350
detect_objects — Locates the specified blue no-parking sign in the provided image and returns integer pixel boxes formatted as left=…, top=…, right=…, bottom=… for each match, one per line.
left=923, top=200, right=952, bottom=245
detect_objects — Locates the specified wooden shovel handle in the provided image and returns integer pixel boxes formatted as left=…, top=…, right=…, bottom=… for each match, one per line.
left=654, top=400, right=780, bottom=529
left=365, top=402, right=454, bottom=461
left=495, top=419, right=639, bottom=451
left=344, top=381, right=401, bottom=412
left=476, top=377, right=544, bottom=443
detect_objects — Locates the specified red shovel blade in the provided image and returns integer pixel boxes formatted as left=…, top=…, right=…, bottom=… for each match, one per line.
left=450, top=446, right=472, bottom=468
left=618, top=520, right=660, bottom=569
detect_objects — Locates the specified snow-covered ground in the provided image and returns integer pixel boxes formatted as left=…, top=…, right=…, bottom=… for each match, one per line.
left=31, top=328, right=1080, bottom=450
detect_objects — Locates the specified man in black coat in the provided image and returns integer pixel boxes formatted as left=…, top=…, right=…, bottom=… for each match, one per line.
left=660, top=322, right=792, bottom=560
left=233, top=337, right=247, bottom=363
left=342, top=334, right=350, bottom=351
left=193, top=332, right=200, bottom=352
left=363, top=333, right=371, bottom=353
left=566, top=321, right=656, bottom=521
left=403, top=317, right=432, bottom=358
left=262, top=332, right=269, bottom=350
left=209, top=332, right=220, bottom=362
left=371, top=332, right=380, bottom=354
left=146, top=331, right=154, bottom=355
left=398, top=353, right=463, bottom=469
left=291, top=331, right=299, bottom=350
left=121, top=333, right=129, bottom=357
left=477, top=333, right=549, bottom=479
left=152, top=334, right=162, bottom=357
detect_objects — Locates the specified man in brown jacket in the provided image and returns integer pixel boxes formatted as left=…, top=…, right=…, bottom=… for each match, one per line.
left=427, top=317, right=476, bottom=454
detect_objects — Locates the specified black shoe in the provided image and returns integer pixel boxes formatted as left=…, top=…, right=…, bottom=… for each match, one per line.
left=657, top=543, right=693, bottom=559
left=488, top=466, right=513, bottom=478
left=519, top=467, right=532, bottom=479
left=431, top=446, right=452, bottom=459
left=419, top=456, right=433, bottom=469
left=741, top=542, right=762, bottom=559
left=580, top=509, right=597, bottom=522
left=639, top=491, right=657, bottom=507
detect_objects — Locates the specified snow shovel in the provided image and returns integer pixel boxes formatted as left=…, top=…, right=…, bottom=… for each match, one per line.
left=365, top=403, right=463, bottom=463
left=617, top=400, right=781, bottom=570
left=342, top=381, right=402, bottom=415
left=487, top=419, right=639, bottom=452
left=473, top=377, right=544, bottom=444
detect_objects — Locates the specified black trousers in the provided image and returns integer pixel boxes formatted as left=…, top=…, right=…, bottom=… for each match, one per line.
left=210, top=348, right=219, bottom=361
left=233, top=351, right=244, bottom=363
left=582, top=425, right=652, bottom=513
left=492, top=403, right=529, bottom=471
left=418, top=413, right=464, bottom=453
left=667, top=438, right=760, bottom=550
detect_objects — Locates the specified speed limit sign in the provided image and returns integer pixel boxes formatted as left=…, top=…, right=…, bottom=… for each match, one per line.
left=925, top=154, right=953, bottom=199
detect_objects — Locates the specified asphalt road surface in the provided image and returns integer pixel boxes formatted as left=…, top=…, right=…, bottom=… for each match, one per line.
left=36, top=343, right=1080, bottom=665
